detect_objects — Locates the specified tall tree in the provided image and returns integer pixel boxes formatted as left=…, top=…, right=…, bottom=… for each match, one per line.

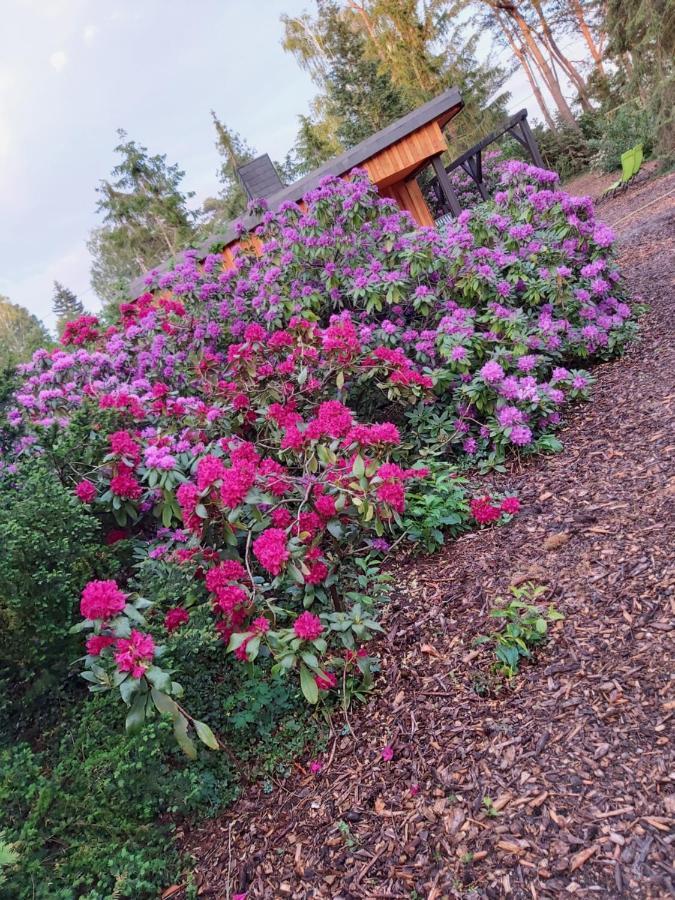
left=52, top=281, right=84, bottom=336
left=283, top=110, right=344, bottom=178
left=282, top=0, right=510, bottom=162
left=201, top=113, right=257, bottom=229
left=0, top=296, right=52, bottom=370
left=284, top=1, right=411, bottom=151
left=88, top=130, right=197, bottom=311
left=604, top=0, right=675, bottom=158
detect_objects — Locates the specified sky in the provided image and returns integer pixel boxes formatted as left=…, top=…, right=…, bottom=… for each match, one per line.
left=0, top=0, right=580, bottom=332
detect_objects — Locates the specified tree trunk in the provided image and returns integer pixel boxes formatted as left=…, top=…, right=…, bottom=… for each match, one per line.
left=496, top=10, right=557, bottom=128
left=569, top=0, right=605, bottom=72
left=503, top=4, right=579, bottom=125
left=529, top=0, right=594, bottom=112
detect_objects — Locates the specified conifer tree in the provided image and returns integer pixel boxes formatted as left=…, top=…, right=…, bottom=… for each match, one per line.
left=52, top=281, right=84, bottom=336
left=88, top=130, right=197, bottom=312
left=201, top=113, right=257, bottom=228
left=0, top=296, right=52, bottom=370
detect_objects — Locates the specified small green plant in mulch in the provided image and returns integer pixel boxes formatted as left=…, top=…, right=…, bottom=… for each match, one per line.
left=475, top=583, right=564, bottom=678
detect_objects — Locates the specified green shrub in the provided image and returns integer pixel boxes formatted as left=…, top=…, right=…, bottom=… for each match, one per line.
left=401, top=462, right=471, bottom=552
left=0, top=693, right=236, bottom=899
left=590, top=103, right=656, bottom=172
left=0, top=460, right=118, bottom=677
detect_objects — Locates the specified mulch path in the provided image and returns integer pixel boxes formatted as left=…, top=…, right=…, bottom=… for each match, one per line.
left=179, top=173, right=675, bottom=899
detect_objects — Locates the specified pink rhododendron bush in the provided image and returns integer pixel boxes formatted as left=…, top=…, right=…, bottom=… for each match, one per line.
left=0, top=164, right=636, bottom=755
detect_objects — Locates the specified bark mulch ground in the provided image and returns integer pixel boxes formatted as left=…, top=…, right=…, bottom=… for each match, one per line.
left=178, top=172, right=675, bottom=899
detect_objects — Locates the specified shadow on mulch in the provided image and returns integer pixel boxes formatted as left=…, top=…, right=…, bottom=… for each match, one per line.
left=176, top=174, right=675, bottom=900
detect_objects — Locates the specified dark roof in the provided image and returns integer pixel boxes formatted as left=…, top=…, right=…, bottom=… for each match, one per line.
left=237, top=154, right=285, bottom=200
left=129, top=86, right=463, bottom=298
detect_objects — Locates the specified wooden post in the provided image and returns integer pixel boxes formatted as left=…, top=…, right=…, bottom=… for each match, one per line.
left=431, top=154, right=462, bottom=217
left=519, top=117, right=545, bottom=168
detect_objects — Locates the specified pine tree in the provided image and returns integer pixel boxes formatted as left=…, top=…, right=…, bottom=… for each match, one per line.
left=282, top=1, right=410, bottom=158
left=52, top=281, right=84, bottom=336
left=0, top=296, right=52, bottom=370
left=322, top=3, right=411, bottom=146
left=201, top=113, right=257, bottom=229
left=88, top=130, right=197, bottom=313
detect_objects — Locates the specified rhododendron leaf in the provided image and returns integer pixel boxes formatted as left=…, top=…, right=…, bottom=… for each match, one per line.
left=120, top=676, right=141, bottom=705
left=146, top=666, right=172, bottom=692
left=195, top=504, right=208, bottom=519
left=288, top=564, right=305, bottom=585
left=134, top=597, right=152, bottom=610
left=150, top=688, right=178, bottom=716
left=112, top=507, right=127, bottom=526
left=226, top=631, right=252, bottom=653
left=336, top=371, right=345, bottom=390
left=125, top=692, right=147, bottom=733
left=313, top=637, right=328, bottom=654
left=194, top=720, right=219, bottom=751
left=69, top=620, right=90, bottom=633
left=173, top=713, right=197, bottom=759
left=110, top=617, right=132, bottom=638
left=352, top=455, right=365, bottom=478
left=301, top=651, right=319, bottom=670
left=124, top=604, right=146, bottom=625
left=245, top=636, right=261, bottom=661
left=161, top=504, right=173, bottom=528
left=300, top=664, right=319, bottom=704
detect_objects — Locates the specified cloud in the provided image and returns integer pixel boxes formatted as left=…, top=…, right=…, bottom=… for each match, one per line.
left=49, top=50, right=68, bottom=72
left=82, top=24, right=99, bottom=45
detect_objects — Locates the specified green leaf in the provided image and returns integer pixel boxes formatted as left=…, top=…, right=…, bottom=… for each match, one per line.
left=125, top=691, right=147, bottom=734
left=123, top=604, right=146, bottom=625
left=151, top=688, right=178, bottom=716
left=300, top=663, right=319, bottom=704
left=194, top=720, right=219, bottom=750
left=173, top=713, right=197, bottom=759
left=119, top=676, right=141, bottom=705
left=146, top=666, right=172, bottom=692
left=226, top=631, right=252, bottom=653
left=352, top=455, right=365, bottom=477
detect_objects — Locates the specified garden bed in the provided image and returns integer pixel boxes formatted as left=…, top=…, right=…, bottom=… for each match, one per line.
left=178, top=174, right=675, bottom=898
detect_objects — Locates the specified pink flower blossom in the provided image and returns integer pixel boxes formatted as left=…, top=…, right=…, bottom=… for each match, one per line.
left=114, top=630, right=156, bottom=679
left=315, top=670, right=337, bottom=690
left=381, top=745, right=394, bottom=761
left=164, top=607, right=190, bottom=632
left=86, top=634, right=115, bottom=656
left=253, top=528, right=290, bottom=576
left=80, top=580, right=127, bottom=620
left=470, top=497, right=501, bottom=525
left=500, top=496, right=521, bottom=515
left=309, top=760, right=323, bottom=774
left=293, top=611, right=323, bottom=641
left=75, top=480, right=96, bottom=503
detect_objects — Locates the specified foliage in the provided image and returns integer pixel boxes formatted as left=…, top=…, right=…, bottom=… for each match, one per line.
left=281, top=0, right=510, bottom=170
left=88, top=130, right=198, bottom=312
left=475, top=582, right=564, bottom=676
left=0, top=458, right=116, bottom=677
left=401, top=461, right=471, bottom=552
left=0, top=696, right=223, bottom=899
left=0, top=296, right=52, bottom=371
left=52, top=281, right=84, bottom=337
left=589, top=103, right=656, bottom=172
left=3, top=164, right=635, bottom=757
left=604, top=0, right=675, bottom=161
left=530, top=113, right=601, bottom=180
left=201, top=112, right=257, bottom=229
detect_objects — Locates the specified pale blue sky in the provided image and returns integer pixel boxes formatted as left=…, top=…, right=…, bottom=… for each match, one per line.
left=0, top=0, right=579, bottom=331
